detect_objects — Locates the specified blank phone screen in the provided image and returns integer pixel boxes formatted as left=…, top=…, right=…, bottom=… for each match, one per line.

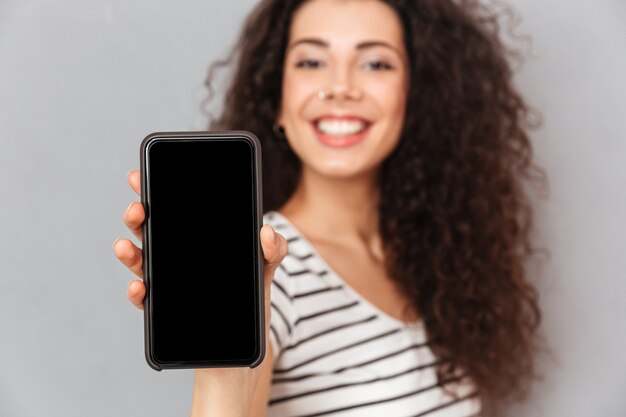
left=145, top=138, right=260, bottom=364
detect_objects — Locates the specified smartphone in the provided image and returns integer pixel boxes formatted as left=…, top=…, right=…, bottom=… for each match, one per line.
left=140, top=131, right=264, bottom=370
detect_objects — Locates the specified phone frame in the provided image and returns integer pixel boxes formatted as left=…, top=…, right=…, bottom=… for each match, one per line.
left=139, top=130, right=264, bottom=371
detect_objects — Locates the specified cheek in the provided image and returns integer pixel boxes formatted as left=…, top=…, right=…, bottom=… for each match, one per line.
left=367, top=78, right=407, bottom=156
left=367, top=78, right=407, bottom=119
left=281, top=72, right=319, bottom=120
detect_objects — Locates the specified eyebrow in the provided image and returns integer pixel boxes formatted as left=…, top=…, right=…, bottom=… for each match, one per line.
left=287, top=38, right=403, bottom=57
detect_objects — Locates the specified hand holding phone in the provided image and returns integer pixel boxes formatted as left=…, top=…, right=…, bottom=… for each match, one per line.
left=113, top=131, right=289, bottom=369
left=119, top=178, right=285, bottom=319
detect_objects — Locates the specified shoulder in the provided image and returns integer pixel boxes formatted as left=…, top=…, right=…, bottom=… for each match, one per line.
left=264, top=211, right=345, bottom=352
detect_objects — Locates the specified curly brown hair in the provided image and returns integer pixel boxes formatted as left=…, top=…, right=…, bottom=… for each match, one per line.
left=206, top=0, right=547, bottom=413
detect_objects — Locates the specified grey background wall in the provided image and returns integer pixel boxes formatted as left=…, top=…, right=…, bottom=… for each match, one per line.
left=0, top=0, right=624, bottom=416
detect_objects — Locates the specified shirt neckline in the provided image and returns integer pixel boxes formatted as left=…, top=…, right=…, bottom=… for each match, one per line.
left=268, top=210, right=424, bottom=330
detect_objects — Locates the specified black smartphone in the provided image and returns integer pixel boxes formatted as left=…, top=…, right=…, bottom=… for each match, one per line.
left=140, top=131, right=264, bottom=370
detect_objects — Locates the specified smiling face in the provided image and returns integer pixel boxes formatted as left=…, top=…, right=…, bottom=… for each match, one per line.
left=278, top=0, right=409, bottom=179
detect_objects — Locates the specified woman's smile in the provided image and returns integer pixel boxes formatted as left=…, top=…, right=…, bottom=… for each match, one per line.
left=310, top=114, right=373, bottom=148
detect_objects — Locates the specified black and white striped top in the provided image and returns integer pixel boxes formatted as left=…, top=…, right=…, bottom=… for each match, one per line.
left=265, top=211, right=481, bottom=417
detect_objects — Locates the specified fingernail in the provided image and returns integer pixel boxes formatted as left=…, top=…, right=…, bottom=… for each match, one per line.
left=125, top=202, right=134, bottom=216
left=269, top=225, right=277, bottom=244
left=113, top=238, right=121, bottom=249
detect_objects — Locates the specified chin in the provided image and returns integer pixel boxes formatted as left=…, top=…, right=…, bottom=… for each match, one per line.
left=311, top=160, right=376, bottom=179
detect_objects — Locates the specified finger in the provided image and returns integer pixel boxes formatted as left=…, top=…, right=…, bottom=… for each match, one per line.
left=127, top=279, right=146, bottom=310
left=123, top=201, right=144, bottom=243
left=128, top=169, right=141, bottom=196
left=260, top=224, right=288, bottom=284
left=113, top=238, right=143, bottom=278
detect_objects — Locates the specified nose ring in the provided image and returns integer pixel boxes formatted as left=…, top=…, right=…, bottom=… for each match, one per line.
left=318, top=89, right=328, bottom=100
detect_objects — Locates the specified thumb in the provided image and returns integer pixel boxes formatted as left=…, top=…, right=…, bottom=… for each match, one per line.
left=260, top=224, right=288, bottom=289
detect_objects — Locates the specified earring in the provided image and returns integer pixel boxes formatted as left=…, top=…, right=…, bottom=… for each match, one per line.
left=272, top=121, right=285, bottom=139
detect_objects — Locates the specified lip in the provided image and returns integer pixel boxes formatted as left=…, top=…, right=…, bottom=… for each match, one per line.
left=310, top=115, right=373, bottom=148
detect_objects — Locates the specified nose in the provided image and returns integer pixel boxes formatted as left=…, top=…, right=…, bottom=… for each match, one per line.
left=321, top=63, right=363, bottom=101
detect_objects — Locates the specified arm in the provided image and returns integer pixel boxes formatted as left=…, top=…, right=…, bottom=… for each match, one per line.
left=189, top=343, right=274, bottom=417
left=250, top=344, right=274, bottom=417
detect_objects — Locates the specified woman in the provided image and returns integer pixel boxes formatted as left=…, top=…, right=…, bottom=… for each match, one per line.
left=114, top=0, right=545, bottom=415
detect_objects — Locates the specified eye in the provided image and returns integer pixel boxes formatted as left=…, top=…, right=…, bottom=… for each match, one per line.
left=363, top=60, right=393, bottom=71
left=295, top=59, right=325, bottom=69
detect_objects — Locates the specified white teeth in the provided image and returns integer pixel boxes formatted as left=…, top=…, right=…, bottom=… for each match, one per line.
left=316, top=119, right=366, bottom=135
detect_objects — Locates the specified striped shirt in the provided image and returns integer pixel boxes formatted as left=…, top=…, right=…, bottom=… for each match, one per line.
left=265, top=211, right=481, bottom=417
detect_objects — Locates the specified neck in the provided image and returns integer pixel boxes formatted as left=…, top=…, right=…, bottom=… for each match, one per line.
left=278, top=166, right=381, bottom=247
